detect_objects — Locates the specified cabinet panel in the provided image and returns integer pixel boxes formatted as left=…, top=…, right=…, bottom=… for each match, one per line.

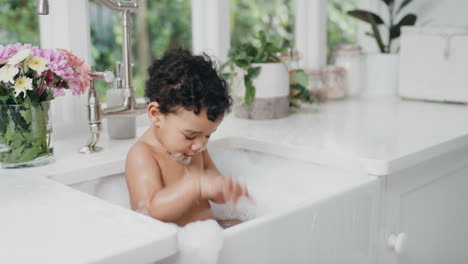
left=399, top=166, right=468, bottom=264
left=382, top=145, right=468, bottom=264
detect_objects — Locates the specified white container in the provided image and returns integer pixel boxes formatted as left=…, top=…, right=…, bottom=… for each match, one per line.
left=106, top=89, right=136, bottom=139
left=334, top=45, right=363, bottom=97
left=321, top=65, right=346, bottom=100
left=251, top=62, right=289, bottom=98
left=398, top=26, right=468, bottom=103
left=234, top=62, right=290, bottom=119
left=106, top=62, right=136, bottom=139
left=363, top=53, right=399, bottom=97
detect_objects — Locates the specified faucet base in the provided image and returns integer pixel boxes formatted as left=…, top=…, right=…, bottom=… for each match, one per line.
left=78, top=146, right=103, bottom=154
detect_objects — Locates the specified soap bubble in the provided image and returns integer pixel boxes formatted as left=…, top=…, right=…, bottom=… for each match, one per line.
left=160, top=220, right=224, bottom=264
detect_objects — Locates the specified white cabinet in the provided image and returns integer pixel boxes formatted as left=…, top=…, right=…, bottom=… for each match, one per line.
left=380, top=146, right=468, bottom=264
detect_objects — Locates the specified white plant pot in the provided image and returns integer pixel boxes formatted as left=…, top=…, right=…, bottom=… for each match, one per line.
left=362, top=53, right=399, bottom=97
left=233, top=62, right=290, bottom=119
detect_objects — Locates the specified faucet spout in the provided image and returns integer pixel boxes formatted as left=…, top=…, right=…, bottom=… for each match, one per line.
left=65, top=0, right=146, bottom=154
left=94, top=0, right=138, bottom=12
left=37, top=0, right=49, bottom=15
left=103, top=102, right=147, bottom=118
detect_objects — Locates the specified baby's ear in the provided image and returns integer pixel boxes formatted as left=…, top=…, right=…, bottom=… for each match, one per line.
left=147, top=102, right=163, bottom=127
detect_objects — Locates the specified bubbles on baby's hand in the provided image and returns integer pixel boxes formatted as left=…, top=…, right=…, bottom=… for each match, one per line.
left=211, top=196, right=258, bottom=222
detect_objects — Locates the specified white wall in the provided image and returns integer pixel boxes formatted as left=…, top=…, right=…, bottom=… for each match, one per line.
left=357, top=0, right=468, bottom=52
left=406, top=0, right=468, bottom=27
left=39, top=0, right=91, bottom=141
left=191, top=0, right=230, bottom=63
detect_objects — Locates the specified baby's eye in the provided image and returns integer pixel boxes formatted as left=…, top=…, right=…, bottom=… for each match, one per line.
left=185, top=135, right=196, bottom=140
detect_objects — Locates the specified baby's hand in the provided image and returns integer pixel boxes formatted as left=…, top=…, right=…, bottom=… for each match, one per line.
left=199, top=175, right=253, bottom=207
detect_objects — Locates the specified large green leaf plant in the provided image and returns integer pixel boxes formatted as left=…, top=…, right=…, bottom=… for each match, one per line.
left=347, top=0, right=417, bottom=53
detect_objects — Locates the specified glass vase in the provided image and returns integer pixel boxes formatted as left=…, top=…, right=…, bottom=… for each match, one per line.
left=0, top=101, right=54, bottom=169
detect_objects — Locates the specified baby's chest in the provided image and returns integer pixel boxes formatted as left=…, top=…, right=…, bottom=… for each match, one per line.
left=160, top=155, right=204, bottom=185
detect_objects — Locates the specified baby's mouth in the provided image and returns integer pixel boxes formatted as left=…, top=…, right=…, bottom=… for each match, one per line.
left=170, top=153, right=192, bottom=165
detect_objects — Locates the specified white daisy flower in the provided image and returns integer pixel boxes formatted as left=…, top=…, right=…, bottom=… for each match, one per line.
left=12, top=76, right=33, bottom=98
left=7, top=49, right=32, bottom=65
left=0, top=65, right=19, bottom=83
left=27, top=56, right=49, bottom=75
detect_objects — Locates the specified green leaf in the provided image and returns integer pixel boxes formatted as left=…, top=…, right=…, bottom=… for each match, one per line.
left=221, top=72, right=235, bottom=80
left=0, top=95, right=9, bottom=105
left=347, top=10, right=386, bottom=52
left=244, top=76, right=255, bottom=106
left=390, top=14, right=417, bottom=40
left=258, top=31, right=267, bottom=46
left=4, top=119, right=15, bottom=142
left=10, top=108, right=30, bottom=132
left=234, top=59, right=250, bottom=68
left=10, top=144, right=25, bottom=161
left=0, top=106, right=8, bottom=134
left=9, top=136, right=24, bottom=149
left=20, top=109, right=32, bottom=124
left=397, top=13, right=417, bottom=27
left=290, top=69, right=308, bottom=88
left=243, top=44, right=258, bottom=58
left=347, top=10, right=384, bottom=25
left=21, top=147, right=41, bottom=162
left=247, top=66, right=261, bottom=79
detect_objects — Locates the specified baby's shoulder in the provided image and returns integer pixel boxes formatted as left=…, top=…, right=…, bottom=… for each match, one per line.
left=126, top=140, right=159, bottom=166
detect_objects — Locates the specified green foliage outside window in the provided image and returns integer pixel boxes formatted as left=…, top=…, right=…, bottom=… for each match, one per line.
left=230, top=0, right=294, bottom=50
left=0, top=0, right=39, bottom=46
left=90, top=0, right=191, bottom=101
left=327, top=0, right=358, bottom=61
left=1, top=0, right=357, bottom=100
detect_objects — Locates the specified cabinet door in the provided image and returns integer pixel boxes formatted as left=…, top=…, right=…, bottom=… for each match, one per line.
left=383, top=152, right=468, bottom=264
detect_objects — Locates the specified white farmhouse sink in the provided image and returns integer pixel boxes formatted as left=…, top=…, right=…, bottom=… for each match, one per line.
left=67, top=145, right=381, bottom=264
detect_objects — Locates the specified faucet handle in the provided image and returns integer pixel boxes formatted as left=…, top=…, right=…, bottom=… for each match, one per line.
left=89, top=70, right=114, bottom=83
left=114, top=62, right=123, bottom=89
left=116, top=62, right=123, bottom=79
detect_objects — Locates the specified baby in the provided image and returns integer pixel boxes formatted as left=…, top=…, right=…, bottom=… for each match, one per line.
left=125, top=49, right=252, bottom=228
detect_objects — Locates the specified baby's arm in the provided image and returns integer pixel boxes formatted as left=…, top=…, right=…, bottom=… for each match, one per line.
left=201, top=149, right=253, bottom=204
left=125, top=143, right=201, bottom=222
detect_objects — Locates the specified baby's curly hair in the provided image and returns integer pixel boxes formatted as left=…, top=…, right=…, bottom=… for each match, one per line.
left=145, top=49, right=232, bottom=122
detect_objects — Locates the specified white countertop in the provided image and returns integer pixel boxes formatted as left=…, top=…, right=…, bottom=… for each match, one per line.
left=1, top=96, right=467, bottom=263
left=215, top=97, right=468, bottom=175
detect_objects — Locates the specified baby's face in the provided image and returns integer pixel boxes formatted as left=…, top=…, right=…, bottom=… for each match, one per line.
left=154, top=107, right=222, bottom=164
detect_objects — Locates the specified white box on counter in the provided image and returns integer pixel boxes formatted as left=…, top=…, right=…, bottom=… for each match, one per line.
left=398, top=26, right=468, bottom=103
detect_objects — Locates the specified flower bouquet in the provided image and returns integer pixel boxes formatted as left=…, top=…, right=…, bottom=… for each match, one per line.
left=0, top=43, right=90, bottom=168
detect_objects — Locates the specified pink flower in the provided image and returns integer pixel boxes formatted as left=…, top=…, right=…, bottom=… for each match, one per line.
left=58, top=49, right=90, bottom=95
left=34, top=48, right=75, bottom=81
left=52, top=87, right=66, bottom=97
left=1, top=43, right=91, bottom=101
left=0, top=45, right=12, bottom=63
left=0, top=43, right=40, bottom=63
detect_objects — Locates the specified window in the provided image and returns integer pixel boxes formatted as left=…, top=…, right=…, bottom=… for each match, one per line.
left=89, top=0, right=191, bottom=101
left=230, top=0, right=357, bottom=65
left=230, top=0, right=294, bottom=48
left=0, top=0, right=40, bottom=45
left=327, top=0, right=358, bottom=61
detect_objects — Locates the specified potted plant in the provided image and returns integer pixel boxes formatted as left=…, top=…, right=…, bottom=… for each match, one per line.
left=347, top=0, right=417, bottom=96
left=222, top=31, right=290, bottom=119
left=0, top=43, right=90, bottom=168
